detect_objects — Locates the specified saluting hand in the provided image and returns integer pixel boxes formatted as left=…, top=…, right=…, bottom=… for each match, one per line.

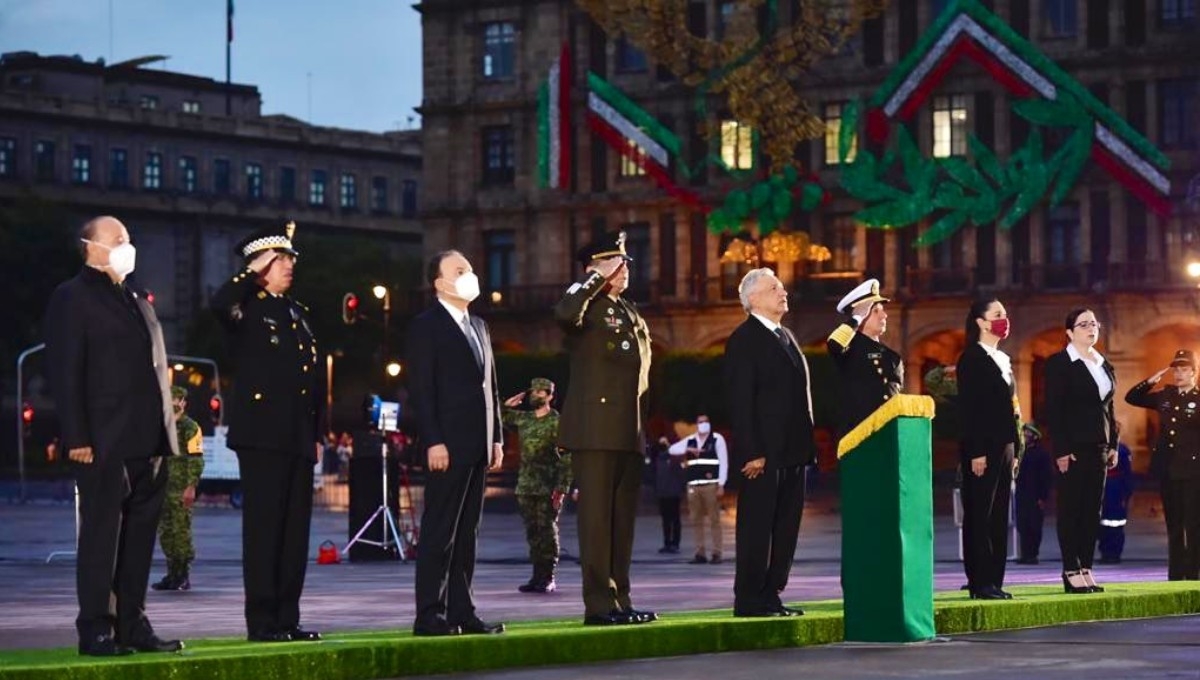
left=68, top=446, right=94, bottom=465
left=248, top=251, right=277, bottom=274
left=427, top=443, right=450, bottom=472
left=504, top=392, right=525, bottom=408
left=970, top=456, right=987, bottom=477
left=1056, top=453, right=1075, bottom=473
left=1149, top=367, right=1170, bottom=384
left=593, top=258, right=625, bottom=280
left=742, top=457, right=766, bottom=480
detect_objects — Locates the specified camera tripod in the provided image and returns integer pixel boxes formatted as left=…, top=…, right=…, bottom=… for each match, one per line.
left=342, top=437, right=407, bottom=561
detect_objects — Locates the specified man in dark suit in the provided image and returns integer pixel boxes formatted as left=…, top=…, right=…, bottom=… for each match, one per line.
left=211, top=221, right=325, bottom=643
left=44, top=216, right=183, bottom=656
left=555, top=231, right=656, bottom=626
left=406, top=250, right=505, bottom=637
left=826, top=279, right=903, bottom=433
left=723, top=267, right=816, bottom=617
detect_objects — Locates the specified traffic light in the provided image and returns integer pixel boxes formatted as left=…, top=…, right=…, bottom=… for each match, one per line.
left=21, top=401, right=33, bottom=438
left=342, top=293, right=359, bottom=324
left=209, top=395, right=222, bottom=425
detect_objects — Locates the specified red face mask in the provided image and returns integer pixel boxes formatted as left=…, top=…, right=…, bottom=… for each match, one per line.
left=988, top=318, right=1010, bottom=339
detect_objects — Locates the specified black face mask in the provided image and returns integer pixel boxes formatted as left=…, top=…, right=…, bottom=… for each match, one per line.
left=529, top=396, right=548, bottom=408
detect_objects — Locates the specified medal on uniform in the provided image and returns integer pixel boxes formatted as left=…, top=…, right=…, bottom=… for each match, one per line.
left=270, top=335, right=279, bottom=346
left=621, top=340, right=630, bottom=350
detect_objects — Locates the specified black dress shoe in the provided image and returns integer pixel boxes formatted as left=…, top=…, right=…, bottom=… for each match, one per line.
left=969, top=586, right=1007, bottom=600
left=733, top=607, right=785, bottom=617
left=623, top=608, right=658, bottom=623
left=79, top=634, right=134, bottom=657
left=284, top=626, right=321, bottom=641
left=413, top=621, right=462, bottom=637
left=775, top=605, right=805, bottom=616
left=995, top=588, right=1014, bottom=600
left=583, top=609, right=637, bottom=625
left=689, top=554, right=708, bottom=564
left=457, top=617, right=504, bottom=635
left=247, top=630, right=293, bottom=643
left=1014, top=557, right=1039, bottom=565
left=123, top=635, right=184, bottom=653
left=710, top=553, right=723, bottom=564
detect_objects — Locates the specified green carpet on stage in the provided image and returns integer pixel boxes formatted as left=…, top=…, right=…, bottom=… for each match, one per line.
left=3, top=583, right=1200, bottom=680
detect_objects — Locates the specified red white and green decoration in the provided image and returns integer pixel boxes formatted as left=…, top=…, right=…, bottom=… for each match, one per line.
left=841, top=0, right=1173, bottom=245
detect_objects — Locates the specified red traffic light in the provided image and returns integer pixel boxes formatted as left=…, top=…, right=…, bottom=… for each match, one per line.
left=209, top=396, right=221, bottom=412
left=21, top=402, right=34, bottom=424
left=342, top=293, right=359, bottom=324
left=346, top=295, right=359, bottom=310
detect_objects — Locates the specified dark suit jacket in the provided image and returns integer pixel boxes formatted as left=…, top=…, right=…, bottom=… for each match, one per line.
left=43, top=267, right=177, bottom=461
left=211, top=266, right=325, bottom=456
left=723, top=316, right=816, bottom=471
left=1043, top=348, right=1118, bottom=457
left=827, top=324, right=904, bottom=433
left=955, top=343, right=1019, bottom=465
left=405, top=302, right=502, bottom=465
left=554, top=271, right=652, bottom=454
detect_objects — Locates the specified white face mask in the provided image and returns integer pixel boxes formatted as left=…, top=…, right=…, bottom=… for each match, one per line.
left=452, top=271, right=480, bottom=302
left=697, top=421, right=712, bottom=435
left=82, top=239, right=136, bottom=279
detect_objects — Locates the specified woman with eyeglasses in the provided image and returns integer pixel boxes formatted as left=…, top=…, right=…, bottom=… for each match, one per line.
left=1043, top=308, right=1119, bottom=593
left=956, top=298, right=1021, bottom=599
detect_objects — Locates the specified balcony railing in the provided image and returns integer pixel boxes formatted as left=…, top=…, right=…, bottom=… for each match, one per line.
left=906, top=262, right=1194, bottom=297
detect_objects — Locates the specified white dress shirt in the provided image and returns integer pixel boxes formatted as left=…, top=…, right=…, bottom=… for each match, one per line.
left=1066, top=343, right=1113, bottom=399
left=979, top=342, right=1013, bottom=386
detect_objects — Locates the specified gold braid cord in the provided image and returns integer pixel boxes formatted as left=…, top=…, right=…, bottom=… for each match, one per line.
left=576, top=0, right=887, bottom=173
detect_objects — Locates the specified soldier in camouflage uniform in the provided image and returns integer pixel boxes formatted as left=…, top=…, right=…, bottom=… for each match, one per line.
left=503, top=377, right=572, bottom=593
left=152, top=386, right=205, bottom=591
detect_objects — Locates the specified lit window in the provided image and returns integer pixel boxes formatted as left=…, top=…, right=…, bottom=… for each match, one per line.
left=142, top=152, right=162, bottom=190
left=616, top=37, right=648, bottom=73
left=483, top=22, right=516, bottom=79
left=720, top=120, right=754, bottom=170
left=932, top=94, right=968, bottom=158
left=139, top=95, right=159, bottom=111
left=72, top=145, right=91, bottom=184
left=340, top=173, right=358, bottom=209
left=620, top=139, right=647, bottom=177
left=0, top=138, right=14, bottom=177
left=823, top=103, right=858, bottom=165
left=310, top=169, right=327, bottom=206
left=182, top=100, right=201, bottom=114
left=246, top=163, right=263, bottom=199
left=1042, top=0, right=1078, bottom=37
left=481, top=126, right=515, bottom=186
left=1161, top=0, right=1196, bottom=25
left=1159, top=79, right=1197, bottom=149
left=179, top=156, right=197, bottom=193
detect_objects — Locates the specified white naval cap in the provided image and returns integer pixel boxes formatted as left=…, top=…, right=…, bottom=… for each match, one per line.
left=836, top=278, right=890, bottom=315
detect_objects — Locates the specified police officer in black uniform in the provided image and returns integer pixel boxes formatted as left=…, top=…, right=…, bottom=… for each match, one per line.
left=1126, top=349, right=1200, bottom=580
left=211, top=221, right=325, bottom=642
left=555, top=231, right=657, bottom=626
left=826, top=279, right=903, bottom=433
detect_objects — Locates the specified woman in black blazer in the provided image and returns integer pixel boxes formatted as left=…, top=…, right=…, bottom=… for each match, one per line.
left=1043, top=308, right=1119, bottom=593
left=956, top=298, right=1019, bottom=600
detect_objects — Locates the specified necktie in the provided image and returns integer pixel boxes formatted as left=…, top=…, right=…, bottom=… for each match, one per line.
left=774, top=327, right=802, bottom=367
left=462, top=315, right=484, bottom=369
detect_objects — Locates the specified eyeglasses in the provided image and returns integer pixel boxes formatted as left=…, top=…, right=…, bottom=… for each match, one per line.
left=1073, top=321, right=1102, bottom=329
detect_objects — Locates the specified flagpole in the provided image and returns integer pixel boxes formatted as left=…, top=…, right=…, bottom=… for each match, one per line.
left=225, top=0, right=233, bottom=116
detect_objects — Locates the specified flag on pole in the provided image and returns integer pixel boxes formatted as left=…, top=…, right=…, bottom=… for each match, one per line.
left=537, top=43, right=571, bottom=189
left=227, top=0, right=235, bottom=43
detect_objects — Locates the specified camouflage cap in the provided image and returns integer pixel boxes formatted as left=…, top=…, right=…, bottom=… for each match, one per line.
left=529, top=377, right=555, bottom=392
left=170, top=386, right=188, bottom=400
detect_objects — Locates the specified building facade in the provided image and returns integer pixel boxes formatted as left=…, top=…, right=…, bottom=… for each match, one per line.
left=0, top=51, right=423, bottom=350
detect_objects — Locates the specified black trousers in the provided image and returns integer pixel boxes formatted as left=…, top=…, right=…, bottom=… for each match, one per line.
left=572, top=451, right=643, bottom=617
left=960, top=457, right=1012, bottom=591
left=1015, top=495, right=1045, bottom=560
left=734, top=464, right=805, bottom=612
left=1055, top=448, right=1107, bottom=572
left=236, top=449, right=314, bottom=634
left=1162, top=477, right=1200, bottom=580
left=74, top=455, right=167, bottom=643
left=658, top=496, right=681, bottom=548
left=414, top=458, right=486, bottom=627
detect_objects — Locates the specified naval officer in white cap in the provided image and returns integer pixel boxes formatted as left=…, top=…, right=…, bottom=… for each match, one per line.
left=826, top=279, right=903, bottom=432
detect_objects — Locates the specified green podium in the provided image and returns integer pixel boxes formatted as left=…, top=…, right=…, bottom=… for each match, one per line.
left=838, top=395, right=936, bottom=643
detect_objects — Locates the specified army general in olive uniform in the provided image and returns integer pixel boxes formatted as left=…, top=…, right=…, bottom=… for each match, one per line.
left=1126, top=349, right=1200, bottom=580
left=152, top=386, right=205, bottom=591
left=826, top=279, right=903, bottom=433
left=211, top=222, right=325, bottom=643
left=503, top=377, right=572, bottom=593
left=555, top=231, right=657, bottom=626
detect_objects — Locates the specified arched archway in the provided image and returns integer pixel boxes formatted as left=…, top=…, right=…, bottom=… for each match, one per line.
left=1019, top=326, right=1067, bottom=431
left=907, top=328, right=965, bottom=394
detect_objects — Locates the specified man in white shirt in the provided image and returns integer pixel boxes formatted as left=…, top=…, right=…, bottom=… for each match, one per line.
left=669, top=414, right=729, bottom=564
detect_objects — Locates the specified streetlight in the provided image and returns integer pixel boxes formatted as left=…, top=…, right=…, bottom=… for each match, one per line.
left=385, top=361, right=402, bottom=378
left=373, top=284, right=392, bottom=357
left=1187, top=261, right=1200, bottom=279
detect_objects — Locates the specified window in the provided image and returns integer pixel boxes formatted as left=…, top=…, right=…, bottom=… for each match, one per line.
left=280, top=166, right=296, bottom=203
left=822, top=214, right=858, bottom=272
left=182, top=100, right=201, bottom=114
left=246, top=163, right=263, bottom=200
left=309, top=169, right=327, bottom=206
left=1161, top=0, right=1197, bottom=26
left=823, top=103, right=858, bottom=165
left=481, top=126, right=515, bottom=185
left=402, top=179, right=418, bottom=217
left=179, top=156, right=197, bottom=193
left=619, top=140, right=647, bottom=177
left=139, top=95, right=159, bottom=110
left=72, top=145, right=91, bottom=184
left=1042, top=0, right=1078, bottom=37
left=720, top=120, right=754, bottom=170
left=214, top=158, right=231, bottom=194
left=622, top=222, right=652, bottom=301
left=615, top=37, right=648, bottom=72
left=484, top=230, right=516, bottom=291
left=1159, top=79, right=1197, bottom=148
left=482, top=22, right=515, bottom=79
left=0, top=138, right=14, bottom=178
left=339, top=173, right=357, bottom=209
left=1045, top=203, right=1081, bottom=265
left=110, top=148, right=128, bottom=188
left=371, top=176, right=389, bottom=213
left=716, top=1, right=736, bottom=39
left=142, top=152, right=162, bottom=190
left=932, top=94, right=968, bottom=158
left=34, top=140, right=55, bottom=182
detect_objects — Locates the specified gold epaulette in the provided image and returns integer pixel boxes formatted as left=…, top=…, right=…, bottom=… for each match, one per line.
left=828, top=323, right=855, bottom=350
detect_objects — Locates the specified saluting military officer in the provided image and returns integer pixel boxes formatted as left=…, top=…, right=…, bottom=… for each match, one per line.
left=555, top=231, right=657, bottom=626
left=152, top=386, right=205, bottom=591
left=1126, top=349, right=1200, bottom=580
left=503, top=377, right=572, bottom=594
left=826, top=279, right=903, bottom=433
left=211, top=221, right=325, bottom=643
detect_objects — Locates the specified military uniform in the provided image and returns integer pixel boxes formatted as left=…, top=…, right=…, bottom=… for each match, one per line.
left=826, top=279, right=903, bottom=433
left=211, top=222, right=325, bottom=641
left=504, top=378, right=571, bottom=592
left=153, top=387, right=205, bottom=590
left=1125, top=350, right=1200, bottom=580
left=555, top=231, right=655, bottom=624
